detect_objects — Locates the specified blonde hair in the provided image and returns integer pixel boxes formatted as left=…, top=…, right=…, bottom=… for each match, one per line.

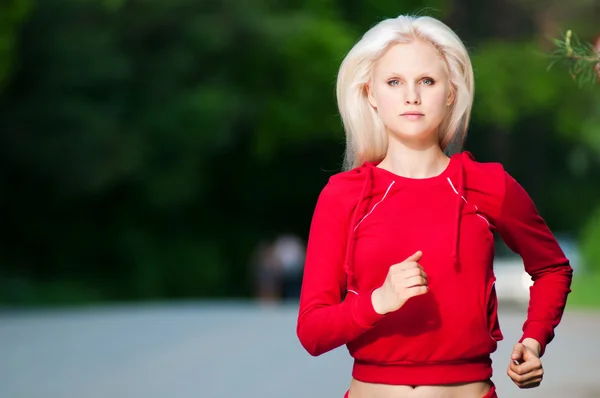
left=336, top=15, right=474, bottom=171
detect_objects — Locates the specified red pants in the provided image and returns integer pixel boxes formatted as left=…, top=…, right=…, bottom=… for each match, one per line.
left=344, top=384, right=497, bottom=398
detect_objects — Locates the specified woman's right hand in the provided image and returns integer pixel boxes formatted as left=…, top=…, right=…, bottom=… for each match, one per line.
left=371, top=251, right=428, bottom=315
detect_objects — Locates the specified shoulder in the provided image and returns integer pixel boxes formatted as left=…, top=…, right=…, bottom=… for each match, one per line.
left=313, top=165, right=368, bottom=217
left=318, top=167, right=365, bottom=200
left=461, top=151, right=506, bottom=182
left=461, top=151, right=509, bottom=193
left=460, top=151, right=512, bottom=218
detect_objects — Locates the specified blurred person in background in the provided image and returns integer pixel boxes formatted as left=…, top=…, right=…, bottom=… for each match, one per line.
left=272, top=234, right=306, bottom=300
left=251, top=234, right=306, bottom=303
left=296, top=14, right=573, bottom=398
left=252, top=239, right=282, bottom=304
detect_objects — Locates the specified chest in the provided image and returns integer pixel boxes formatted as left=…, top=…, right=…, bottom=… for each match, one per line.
left=349, top=187, right=494, bottom=289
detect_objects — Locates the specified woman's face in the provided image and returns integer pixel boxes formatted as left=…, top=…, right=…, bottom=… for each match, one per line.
left=367, top=40, right=454, bottom=146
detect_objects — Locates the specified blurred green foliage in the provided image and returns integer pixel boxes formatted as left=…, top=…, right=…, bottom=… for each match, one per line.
left=0, top=0, right=598, bottom=305
left=0, top=0, right=32, bottom=89
left=549, top=29, right=600, bottom=89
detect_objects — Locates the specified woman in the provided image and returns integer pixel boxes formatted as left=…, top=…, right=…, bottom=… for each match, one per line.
left=295, top=14, right=573, bottom=398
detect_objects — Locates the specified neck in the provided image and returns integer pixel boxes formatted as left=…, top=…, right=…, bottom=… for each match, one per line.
left=377, top=140, right=450, bottom=179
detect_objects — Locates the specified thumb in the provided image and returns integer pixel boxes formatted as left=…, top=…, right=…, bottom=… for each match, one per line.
left=405, top=250, right=423, bottom=262
left=521, top=344, right=539, bottom=360
left=511, top=343, right=524, bottom=362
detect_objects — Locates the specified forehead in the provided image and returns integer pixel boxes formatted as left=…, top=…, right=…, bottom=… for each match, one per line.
left=374, top=40, right=448, bottom=76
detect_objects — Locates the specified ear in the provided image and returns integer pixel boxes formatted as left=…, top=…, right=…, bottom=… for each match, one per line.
left=447, top=85, right=456, bottom=106
left=366, top=82, right=377, bottom=108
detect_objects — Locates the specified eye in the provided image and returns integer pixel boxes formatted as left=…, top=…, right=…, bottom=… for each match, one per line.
left=387, top=79, right=400, bottom=86
left=421, top=77, right=435, bottom=85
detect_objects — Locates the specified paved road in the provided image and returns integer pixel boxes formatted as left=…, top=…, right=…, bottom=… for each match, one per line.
left=0, top=302, right=598, bottom=398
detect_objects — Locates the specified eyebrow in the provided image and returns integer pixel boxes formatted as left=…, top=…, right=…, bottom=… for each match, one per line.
left=383, top=72, right=440, bottom=78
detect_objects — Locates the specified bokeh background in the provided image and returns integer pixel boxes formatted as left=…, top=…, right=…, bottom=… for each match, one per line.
left=0, top=1, right=599, bottom=397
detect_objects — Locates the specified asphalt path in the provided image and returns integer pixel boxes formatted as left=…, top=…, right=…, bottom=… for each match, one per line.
left=1, top=302, right=598, bottom=398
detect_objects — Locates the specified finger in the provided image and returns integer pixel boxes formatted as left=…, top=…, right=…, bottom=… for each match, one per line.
left=406, top=285, right=428, bottom=297
left=508, top=364, right=544, bottom=381
left=390, top=260, right=423, bottom=273
left=519, top=376, right=543, bottom=389
left=403, top=275, right=428, bottom=288
left=509, top=364, right=544, bottom=378
left=510, top=359, right=542, bottom=375
left=509, top=376, right=543, bottom=389
left=390, top=261, right=414, bottom=272
left=398, top=267, right=427, bottom=278
left=506, top=367, right=544, bottom=384
left=509, top=361, right=526, bottom=375
left=507, top=367, right=543, bottom=389
left=519, top=380, right=542, bottom=389
left=509, top=365, right=543, bottom=381
left=395, top=274, right=425, bottom=287
left=404, top=251, right=422, bottom=263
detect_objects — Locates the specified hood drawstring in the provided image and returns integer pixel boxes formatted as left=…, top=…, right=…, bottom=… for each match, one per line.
left=343, top=164, right=395, bottom=293
left=446, top=156, right=466, bottom=273
left=343, top=165, right=372, bottom=293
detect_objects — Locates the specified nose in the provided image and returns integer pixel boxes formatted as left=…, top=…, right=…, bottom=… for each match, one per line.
left=404, top=85, right=421, bottom=105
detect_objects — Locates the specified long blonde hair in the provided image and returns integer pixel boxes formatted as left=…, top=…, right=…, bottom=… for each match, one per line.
left=336, top=15, right=474, bottom=171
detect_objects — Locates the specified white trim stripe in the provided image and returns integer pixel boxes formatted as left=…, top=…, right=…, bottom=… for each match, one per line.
left=446, top=177, right=490, bottom=227
left=353, top=181, right=396, bottom=231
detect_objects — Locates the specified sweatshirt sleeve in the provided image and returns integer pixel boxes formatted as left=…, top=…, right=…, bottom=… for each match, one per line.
left=495, top=171, right=573, bottom=356
left=296, top=181, right=386, bottom=357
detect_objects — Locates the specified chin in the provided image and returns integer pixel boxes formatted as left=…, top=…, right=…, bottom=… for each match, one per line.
left=390, top=126, right=436, bottom=143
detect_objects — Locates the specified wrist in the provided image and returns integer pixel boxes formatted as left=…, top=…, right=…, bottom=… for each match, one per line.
left=371, top=288, right=387, bottom=315
left=522, top=338, right=542, bottom=357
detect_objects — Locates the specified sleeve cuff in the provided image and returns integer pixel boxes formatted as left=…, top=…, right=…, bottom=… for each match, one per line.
left=351, top=288, right=386, bottom=328
left=519, top=321, right=554, bottom=356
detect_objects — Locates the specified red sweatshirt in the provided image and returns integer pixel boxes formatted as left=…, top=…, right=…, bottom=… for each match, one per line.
left=296, top=151, right=572, bottom=385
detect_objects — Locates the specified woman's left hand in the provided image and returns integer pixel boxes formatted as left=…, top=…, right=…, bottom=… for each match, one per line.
left=506, top=339, right=543, bottom=389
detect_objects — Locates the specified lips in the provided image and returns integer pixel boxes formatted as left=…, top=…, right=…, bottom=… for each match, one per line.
left=401, top=112, right=425, bottom=120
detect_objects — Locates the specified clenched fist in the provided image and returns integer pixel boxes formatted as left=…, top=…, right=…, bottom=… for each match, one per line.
left=507, top=340, right=544, bottom=389
left=371, top=251, right=428, bottom=315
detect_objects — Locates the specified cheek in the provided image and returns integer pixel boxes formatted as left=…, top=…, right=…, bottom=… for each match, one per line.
left=426, top=90, right=450, bottom=116
left=375, top=91, right=400, bottom=115
left=430, top=88, right=449, bottom=105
